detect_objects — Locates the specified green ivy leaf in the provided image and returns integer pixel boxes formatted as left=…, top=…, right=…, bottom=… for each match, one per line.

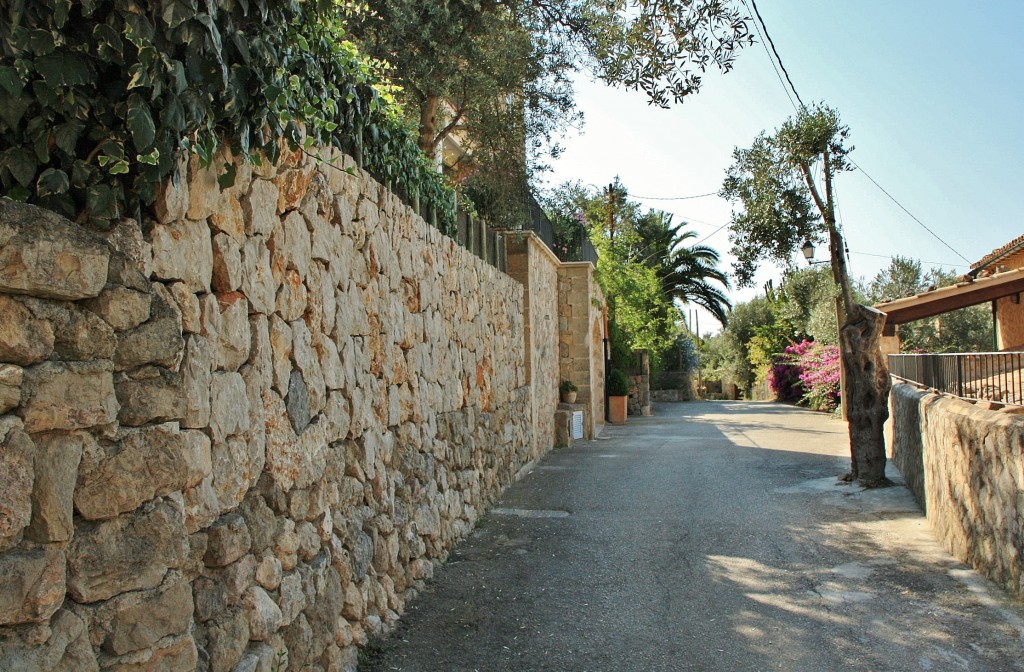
left=162, top=0, right=199, bottom=30
left=53, top=120, right=85, bottom=155
left=36, top=168, right=70, bottom=197
left=0, top=66, right=23, bottom=96
left=137, top=148, right=161, bottom=166
left=217, top=161, right=237, bottom=189
left=34, top=53, right=91, bottom=87
left=2, top=148, right=38, bottom=187
left=127, top=94, right=156, bottom=151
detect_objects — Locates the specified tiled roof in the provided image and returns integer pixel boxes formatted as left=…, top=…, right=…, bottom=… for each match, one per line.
left=971, top=234, right=1024, bottom=274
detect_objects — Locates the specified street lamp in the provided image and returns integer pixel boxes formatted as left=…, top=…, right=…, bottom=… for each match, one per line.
left=801, top=239, right=828, bottom=265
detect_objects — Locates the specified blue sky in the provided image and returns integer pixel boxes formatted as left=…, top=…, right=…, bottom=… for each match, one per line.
left=545, top=1, right=1023, bottom=332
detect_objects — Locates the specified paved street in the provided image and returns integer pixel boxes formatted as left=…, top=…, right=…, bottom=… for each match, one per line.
left=361, top=401, right=1024, bottom=671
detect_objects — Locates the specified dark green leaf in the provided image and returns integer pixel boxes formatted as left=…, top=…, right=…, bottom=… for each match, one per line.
left=217, top=161, right=237, bottom=189
left=36, top=168, right=69, bottom=197
left=2, top=148, right=38, bottom=187
left=34, top=53, right=91, bottom=87
left=53, top=120, right=85, bottom=155
left=162, top=0, right=198, bottom=30
left=29, top=30, right=56, bottom=55
left=127, top=94, right=156, bottom=151
left=0, top=66, right=23, bottom=96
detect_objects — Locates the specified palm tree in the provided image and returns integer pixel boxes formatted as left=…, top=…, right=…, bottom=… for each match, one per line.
left=634, top=212, right=732, bottom=325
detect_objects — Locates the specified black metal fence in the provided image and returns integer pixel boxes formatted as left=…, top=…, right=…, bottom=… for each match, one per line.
left=888, top=352, right=1024, bottom=406
left=523, top=192, right=598, bottom=266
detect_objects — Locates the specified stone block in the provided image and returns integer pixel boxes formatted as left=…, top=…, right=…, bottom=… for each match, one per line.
left=82, top=286, right=152, bottom=332
left=204, top=513, right=252, bottom=567
left=0, top=608, right=98, bottom=672
left=114, top=285, right=184, bottom=371
left=182, top=334, right=213, bottom=428
left=243, top=586, right=282, bottom=641
left=149, top=217, right=213, bottom=294
left=214, top=292, right=251, bottom=372
left=0, top=200, right=109, bottom=300
left=241, top=235, right=276, bottom=315
left=210, top=193, right=246, bottom=245
left=0, top=425, right=33, bottom=547
left=22, top=297, right=116, bottom=361
left=0, top=363, right=22, bottom=413
left=243, top=179, right=279, bottom=237
left=0, top=544, right=66, bottom=625
left=20, top=361, right=117, bottom=433
left=0, top=294, right=54, bottom=365
left=26, top=431, right=84, bottom=543
left=75, top=423, right=210, bottom=520
left=115, top=367, right=186, bottom=426
left=209, top=371, right=250, bottom=443
left=212, top=232, right=243, bottom=294
left=67, top=498, right=189, bottom=603
left=93, top=571, right=194, bottom=655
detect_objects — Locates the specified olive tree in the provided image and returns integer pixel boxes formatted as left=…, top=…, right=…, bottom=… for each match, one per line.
left=721, top=104, right=891, bottom=487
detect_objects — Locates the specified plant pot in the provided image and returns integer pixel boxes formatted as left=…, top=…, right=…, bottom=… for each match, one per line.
left=608, top=395, right=628, bottom=424
left=561, top=391, right=577, bottom=404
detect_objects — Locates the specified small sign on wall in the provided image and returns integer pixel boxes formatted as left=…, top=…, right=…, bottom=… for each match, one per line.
left=572, top=411, right=584, bottom=439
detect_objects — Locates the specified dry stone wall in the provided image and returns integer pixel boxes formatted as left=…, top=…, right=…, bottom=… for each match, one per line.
left=0, top=146, right=532, bottom=671
left=888, top=381, right=1024, bottom=596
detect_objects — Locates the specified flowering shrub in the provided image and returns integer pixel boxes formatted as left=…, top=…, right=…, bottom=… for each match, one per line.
left=767, top=340, right=840, bottom=412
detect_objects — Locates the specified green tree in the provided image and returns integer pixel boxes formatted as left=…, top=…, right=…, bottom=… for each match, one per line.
left=777, top=267, right=840, bottom=345
left=722, top=104, right=891, bottom=487
left=867, top=258, right=993, bottom=353
left=701, top=296, right=776, bottom=392
left=350, top=0, right=752, bottom=222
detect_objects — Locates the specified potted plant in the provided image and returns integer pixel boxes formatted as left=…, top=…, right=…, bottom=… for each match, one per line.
left=559, top=380, right=578, bottom=404
left=607, top=369, right=629, bottom=424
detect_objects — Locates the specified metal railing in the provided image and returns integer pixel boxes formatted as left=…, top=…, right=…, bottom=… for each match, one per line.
left=888, top=352, right=1024, bottom=406
left=523, top=192, right=599, bottom=266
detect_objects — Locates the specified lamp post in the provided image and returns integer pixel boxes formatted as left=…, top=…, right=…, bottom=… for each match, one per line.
left=800, top=239, right=848, bottom=420
left=801, top=240, right=829, bottom=266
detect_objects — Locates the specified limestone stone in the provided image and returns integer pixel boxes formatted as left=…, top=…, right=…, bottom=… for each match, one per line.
left=210, top=193, right=246, bottom=245
left=168, top=282, right=201, bottom=334
left=214, top=292, right=250, bottom=372
left=278, top=571, right=305, bottom=626
left=183, top=475, right=219, bottom=534
left=0, top=294, right=54, bottom=365
left=67, top=498, right=189, bottom=603
left=274, top=519, right=300, bottom=572
left=323, top=391, right=352, bottom=445
left=209, top=371, right=250, bottom=443
left=243, top=179, right=279, bottom=237
left=204, top=513, right=252, bottom=567
left=182, top=334, right=213, bottom=428
left=274, top=168, right=315, bottom=214
left=273, top=210, right=312, bottom=278
left=0, top=608, right=98, bottom=672
left=149, top=217, right=213, bottom=294
left=0, top=200, right=109, bottom=300
left=291, top=319, right=326, bottom=417
left=241, top=235, right=276, bottom=315
left=211, top=435, right=259, bottom=513
left=99, top=571, right=194, bottom=655
left=204, top=608, right=249, bottom=672
left=114, top=285, right=184, bottom=371
left=82, top=286, right=152, bottom=332
left=212, top=233, right=243, bottom=294
left=255, top=554, right=283, bottom=590
left=0, top=426, right=33, bottom=547
left=187, top=153, right=222, bottom=222
left=286, top=370, right=311, bottom=435
left=246, top=314, right=273, bottom=392
left=276, top=268, right=307, bottom=321
left=269, top=314, right=293, bottom=395
left=243, top=586, right=282, bottom=641
left=26, top=431, right=84, bottom=543
left=22, top=297, right=116, bottom=361
left=115, top=367, right=186, bottom=426
left=154, top=167, right=189, bottom=224
left=0, top=363, right=22, bottom=413
left=0, top=544, right=66, bottom=625
left=75, top=424, right=210, bottom=520
left=102, top=635, right=197, bottom=671
left=20, top=361, right=117, bottom=433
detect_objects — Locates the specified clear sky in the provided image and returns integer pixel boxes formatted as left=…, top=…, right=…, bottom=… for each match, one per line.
left=544, top=0, right=1024, bottom=334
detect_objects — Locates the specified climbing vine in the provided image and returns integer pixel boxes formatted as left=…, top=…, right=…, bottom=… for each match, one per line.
left=0, top=0, right=455, bottom=229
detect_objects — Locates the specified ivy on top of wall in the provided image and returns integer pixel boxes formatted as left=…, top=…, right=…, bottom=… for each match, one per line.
left=0, top=0, right=456, bottom=230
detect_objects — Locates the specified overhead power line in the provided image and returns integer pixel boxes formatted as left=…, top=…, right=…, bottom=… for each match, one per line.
left=848, top=250, right=969, bottom=269
left=627, top=190, right=720, bottom=201
left=745, top=0, right=972, bottom=267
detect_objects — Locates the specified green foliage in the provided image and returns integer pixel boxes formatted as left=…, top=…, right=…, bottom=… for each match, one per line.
left=0, top=0, right=455, bottom=229
left=746, top=315, right=797, bottom=385
left=867, top=257, right=994, bottom=353
left=721, top=104, right=850, bottom=287
left=559, top=379, right=578, bottom=394
left=607, top=368, right=629, bottom=396
left=776, top=267, right=840, bottom=345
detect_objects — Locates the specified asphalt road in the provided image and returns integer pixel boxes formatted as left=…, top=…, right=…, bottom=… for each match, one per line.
left=361, top=401, right=1024, bottom=672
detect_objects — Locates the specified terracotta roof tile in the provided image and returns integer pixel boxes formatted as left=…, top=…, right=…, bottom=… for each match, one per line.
left=971, top=234, right=1024, bottom=274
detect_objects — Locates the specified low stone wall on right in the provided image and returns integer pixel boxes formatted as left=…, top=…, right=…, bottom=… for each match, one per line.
left=888, top=381, right=1024, bottom=596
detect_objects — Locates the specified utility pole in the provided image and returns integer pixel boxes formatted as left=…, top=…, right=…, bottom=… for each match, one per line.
left=606, top=183, right=615, bottom=243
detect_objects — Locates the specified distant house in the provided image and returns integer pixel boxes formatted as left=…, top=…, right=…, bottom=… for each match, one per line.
left=875, top=234, right=1024, bottom=354
left=970, top=235, right=1024, bottom=351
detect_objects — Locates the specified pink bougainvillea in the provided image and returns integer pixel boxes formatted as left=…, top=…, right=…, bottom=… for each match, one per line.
left=767, top=339, right=841, bottom=411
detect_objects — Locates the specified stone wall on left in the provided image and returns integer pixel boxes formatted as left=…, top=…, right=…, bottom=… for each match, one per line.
left=0, top=145, right=533, bottom=671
